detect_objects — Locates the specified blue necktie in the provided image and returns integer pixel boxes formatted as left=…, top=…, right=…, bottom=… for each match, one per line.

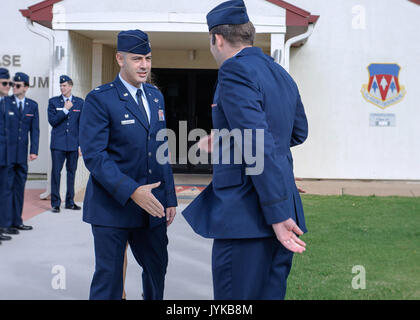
left=18, top=101, right=23, bottom=117
left=136, top=89, right=149, bottom=125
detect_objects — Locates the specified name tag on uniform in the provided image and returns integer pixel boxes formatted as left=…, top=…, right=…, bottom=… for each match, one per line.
left=56, top=108, right=63, bottom=111
left=158, top=109, right=165, bottom=121
left=26, top=114, right=34, bottom=117
left=121, top=119, right=135, bottom=125
left=8, top=111, right=14, bottom=115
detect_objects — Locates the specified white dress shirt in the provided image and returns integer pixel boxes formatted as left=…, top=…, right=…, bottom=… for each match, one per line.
left=14, top=96, right=26, bottom=113
left=118, top=74, right=151, bottom=122
left=62, top=95, right=73, bottom=115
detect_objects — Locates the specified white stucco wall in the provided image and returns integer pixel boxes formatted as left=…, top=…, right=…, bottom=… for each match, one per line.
left=289, top=0, right=420, bottom=180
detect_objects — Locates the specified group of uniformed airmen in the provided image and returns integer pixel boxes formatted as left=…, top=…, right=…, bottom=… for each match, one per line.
left=0, top=69, right=37, bottom=244
left=0, top=69, right=83, bottom=245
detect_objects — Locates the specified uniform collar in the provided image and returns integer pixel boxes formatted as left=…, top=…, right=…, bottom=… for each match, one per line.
left=114, top=75, right=150, bottom=130
left=14, top=95, right=26, bottom=105
left=232, top=47, right=246, bottom=57
left=118, top=73, right=145, bottom=101
left=234, top=46, right=263, bottom=58
left=62, top=94, right=73, bottom=102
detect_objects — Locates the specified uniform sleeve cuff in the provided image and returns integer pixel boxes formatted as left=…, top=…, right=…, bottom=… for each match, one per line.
left=166, top=191, right=178, bottom=208
left=114, top=179, right=141, bottom=207
left=262, top=198, right=292, bottom=225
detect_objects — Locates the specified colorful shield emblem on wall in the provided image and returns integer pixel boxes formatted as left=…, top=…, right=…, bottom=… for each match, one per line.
left=361, top=63, right=406, bottom=109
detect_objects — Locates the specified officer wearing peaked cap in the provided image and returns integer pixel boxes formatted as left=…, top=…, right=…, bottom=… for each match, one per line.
left=182, top=0, right=309, bottom=299
left=0, top=68, right=14, bottom=243
left=79, top=29, right=177, bottom=300
left=6, top=72, right=39, bottom=232
left=48, top=75, right=84, bottom=213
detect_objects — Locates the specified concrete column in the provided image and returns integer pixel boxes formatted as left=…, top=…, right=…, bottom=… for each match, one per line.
left=40, top=30, right=70, bottom=202
left=92, top=42, right=103, bottom=89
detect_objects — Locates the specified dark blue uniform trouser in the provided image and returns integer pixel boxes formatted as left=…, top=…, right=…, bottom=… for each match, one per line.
left=0, top=165, right=10, bottom=228
left=212, top=236, right=294, bottom=300
left=7, top=163, right=28, bottom=227
left=89, top=223, right=168, bottom=300
left=51, top=149, right=78, bottom=208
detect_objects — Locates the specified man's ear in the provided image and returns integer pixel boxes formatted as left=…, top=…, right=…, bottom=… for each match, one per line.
left=116, top=52, right=124, bottom=67
left=214, top=34, right=224, bottom=49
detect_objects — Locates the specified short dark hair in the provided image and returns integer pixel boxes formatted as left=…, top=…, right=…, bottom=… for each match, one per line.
left=67, top=80, right=74, bottom=86
left=210, top=21, right=255, bottom=47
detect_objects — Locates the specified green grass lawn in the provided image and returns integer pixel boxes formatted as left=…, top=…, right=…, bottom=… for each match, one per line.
left=286, top=195, right=420, bottom=300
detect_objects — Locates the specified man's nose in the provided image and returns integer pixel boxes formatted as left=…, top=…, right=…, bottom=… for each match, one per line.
left=139, top=60, right=147, bottom=69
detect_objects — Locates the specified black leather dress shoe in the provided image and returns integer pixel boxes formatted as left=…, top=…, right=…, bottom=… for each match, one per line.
left=65, top=204, right=81, bottom=210
left=13, top=225, right=33, bottom=231
left=52, top=207, right=60, bottom=213
left=0, top=233, right=12, bottom=241
left=1, top=227, right=19, bottom=235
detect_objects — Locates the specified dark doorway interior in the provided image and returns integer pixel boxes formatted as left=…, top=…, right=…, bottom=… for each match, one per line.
left=152, top=68, right=218, bottom=173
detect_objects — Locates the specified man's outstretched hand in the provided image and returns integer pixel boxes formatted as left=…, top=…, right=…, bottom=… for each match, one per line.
left=198, top=132, right=214, bottom=154
left=272, top=218, right=306, bottom=253
left=131, top=182, right=165, bottom=218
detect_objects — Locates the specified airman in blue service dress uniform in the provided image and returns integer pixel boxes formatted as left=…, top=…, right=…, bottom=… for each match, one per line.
left=79, top=30, right=177, bottom=300
left=182, top=0, right=309, bottom=300
left=0, top=68, right=14, bottom=243
left=6, top=72, right=39, bottom=232
left=48, top=75, right=83, bottom=213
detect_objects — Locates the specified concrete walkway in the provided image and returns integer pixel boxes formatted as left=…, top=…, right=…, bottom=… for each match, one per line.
left=293, top=179, right=420, bottom=197
left=172, top=174, right=420, bottom=198
left=1, top=179, right=213, bottom=300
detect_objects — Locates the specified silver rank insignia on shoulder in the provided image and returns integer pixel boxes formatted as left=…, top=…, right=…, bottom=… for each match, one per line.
left=123, top=93, right=128, bottom=97
left=94, top=87, right=100, bottom=91
left=154, top=98, right=159, bottom=103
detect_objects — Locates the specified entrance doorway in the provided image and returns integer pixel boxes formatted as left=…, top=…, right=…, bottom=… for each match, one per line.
left=152, top=68, right=218, bottom=173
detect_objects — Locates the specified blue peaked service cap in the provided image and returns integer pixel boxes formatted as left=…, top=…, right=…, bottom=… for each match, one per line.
left=206, top=0, right=249, bottom=31
left=60, top=75, right=72, bottom=84
left=13, top=72, right=29, bottom=85
left=117, top=30, right=151, bottom=55
left=0, top=68, right=10, bottom=79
